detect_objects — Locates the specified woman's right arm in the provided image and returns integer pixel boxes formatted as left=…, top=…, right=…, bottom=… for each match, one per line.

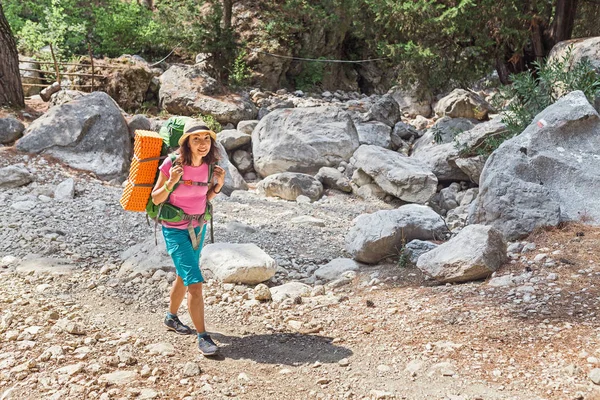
left=151, top=172, right=171, bottom=205
left=152, top=158, right=184, bottom=205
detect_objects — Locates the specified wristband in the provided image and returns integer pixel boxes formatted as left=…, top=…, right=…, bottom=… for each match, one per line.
left=212, top=186, right=222, bottom=194
left=164, top=183, right=174, bottom=193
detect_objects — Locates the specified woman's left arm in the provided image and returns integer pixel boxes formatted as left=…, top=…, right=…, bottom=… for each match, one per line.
left=207, top=165, right=226, bottom=202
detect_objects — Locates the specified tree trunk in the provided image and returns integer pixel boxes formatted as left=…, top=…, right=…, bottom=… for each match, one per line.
left=0, top=3, right=24, bottom=107
left=222, top=0, right=233, bottom=31
left=495, top=0, right=579, bottom=81
left=547, top=0, right=579, bottom=49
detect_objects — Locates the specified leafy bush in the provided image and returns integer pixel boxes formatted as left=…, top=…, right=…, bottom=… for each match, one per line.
left=480, top=48, right=600, bottom=155
left=11, top=0, right=87, bottom=58
left=89, top=0, right=159, bottom=57
left=199, top=114, right=222, bottom=133
left=295, top=59, right=328, bottom=91
left=230, top=50, right=252, bottom=87
left=6, top=0, right=160, bottom=59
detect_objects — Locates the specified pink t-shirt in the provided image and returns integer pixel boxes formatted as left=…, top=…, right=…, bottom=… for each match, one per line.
left=159, top=157, right=210, bottom=229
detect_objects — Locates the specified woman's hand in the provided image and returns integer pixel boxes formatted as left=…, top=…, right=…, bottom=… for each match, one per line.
left=168, top=160, right=183, bottom=186
left=213, top=165, right=226, bottom=187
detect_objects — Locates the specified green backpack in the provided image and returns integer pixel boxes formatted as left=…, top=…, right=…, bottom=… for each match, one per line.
left=157, top=116, right=191, bottom=155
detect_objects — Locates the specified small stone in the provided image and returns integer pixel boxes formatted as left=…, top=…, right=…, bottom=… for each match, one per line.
left=140, top=365, right=151, bottom=378
left=288, top=320, right=303, bottom=330
left=55, top=363, right=85, bottom=376
left=377, top=364, right=391, bottom=373
left=338, top=358, right=350, bottom=367
left=590, top=368, right=600, bottom=385
left=253, top=283, right=271, bottom=301
left=182, top=362, right=201, bottom=377
left=56, top=319, right=86, bottom=335
left=238, top=372, right=250, bottom=381
left=98, top=370, right=138, bottom=385
left=369, top=389, right=395, bottom=399
left=145, top=342, right=175, bottom=356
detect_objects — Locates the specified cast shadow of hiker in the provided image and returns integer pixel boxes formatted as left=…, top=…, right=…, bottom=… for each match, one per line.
left=208, top=332, right=353, bottom=365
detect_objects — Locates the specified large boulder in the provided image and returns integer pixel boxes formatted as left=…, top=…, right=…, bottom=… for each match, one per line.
left=15, top=92, right=131, bottom=180
left=345, top=204, right=448, bottom=264
left=548, top=37, right=600, bottom=72
left=411, top=143, right=469, bottom=182
left=416, top=225, right=507, bottom=283
left=252, top=107, right=360, bottom=177
left=412, top=118, right=508, bottom=183
left=351, top=145, right=437, bottom=203
left=104, top=59, right=154, bottom=111
left=159, top=65, right=257, bottom=125
left=548, top=37, right=600, bottom=111
left=216, top=141, right=248, bottom=195
left=434, top=89, right=494, bottom=120
left=0, top=117, right=25, bottom=144
left=217, top=129, right=251, bottom=151
left=355, top=121, right=392, bottom=148
left=412, top=117, right=476, bottom=153
left=315, top=167, right=352, bottom=193
left=0, top=166, right=33, bottom=188
left=389, top=84, right=433, bottom=118
left=314, top=258, right=362, bottom=281
left=201, top=243, right=277, bottom=284
left=364, top=94, right=401, bottom=127
left=469, top=91, right=600, bottom=239
left=119, top=236, right=173, bottom=277
left=257, top=172, right=323, bottom=202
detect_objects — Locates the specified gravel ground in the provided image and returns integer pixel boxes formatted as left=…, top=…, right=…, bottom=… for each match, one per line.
left=1, top=148, right=600, bottom=400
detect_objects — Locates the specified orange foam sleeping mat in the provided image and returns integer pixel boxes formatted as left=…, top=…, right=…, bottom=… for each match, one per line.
left=120, top=130, right=164, bottom=212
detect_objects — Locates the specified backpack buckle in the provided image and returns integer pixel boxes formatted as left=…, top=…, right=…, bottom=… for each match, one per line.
left=183, top=180, right=192, bottom=186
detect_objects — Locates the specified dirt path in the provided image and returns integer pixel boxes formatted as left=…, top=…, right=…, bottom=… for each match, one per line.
left=0, top=261, right=561, bottom=400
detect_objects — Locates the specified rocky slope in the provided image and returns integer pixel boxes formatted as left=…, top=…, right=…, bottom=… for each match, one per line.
left=1, top=146, right=600, bottom=400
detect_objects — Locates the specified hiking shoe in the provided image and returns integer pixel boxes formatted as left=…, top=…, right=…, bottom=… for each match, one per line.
left=164, top=315, right=193, bottom=335
left=198, top=335, right=219, bottom=356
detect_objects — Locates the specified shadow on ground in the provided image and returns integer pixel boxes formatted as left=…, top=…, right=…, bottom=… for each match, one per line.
left=209, top=332, right=353, bottom=365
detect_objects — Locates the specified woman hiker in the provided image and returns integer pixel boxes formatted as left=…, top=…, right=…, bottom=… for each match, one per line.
left=151, top=119, right=225, bottom=356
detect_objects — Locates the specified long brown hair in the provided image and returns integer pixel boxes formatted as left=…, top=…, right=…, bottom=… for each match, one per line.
left=177, top=136, right=220, bottom=166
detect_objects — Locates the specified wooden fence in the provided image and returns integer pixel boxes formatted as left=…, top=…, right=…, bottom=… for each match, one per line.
left=18, top=44, right=127, bottom=95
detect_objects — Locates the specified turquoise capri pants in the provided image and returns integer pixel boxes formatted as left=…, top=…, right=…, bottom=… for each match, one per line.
left=162, top=224, right=207, bottom=286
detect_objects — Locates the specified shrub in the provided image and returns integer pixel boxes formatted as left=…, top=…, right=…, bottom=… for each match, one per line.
left=480, top=47, right=600, bottom=156
left=295, top=59, right=328, bottom=91
left=199, top=114, right=222, bottom=133
left=230, top=50, right=252, bottom=87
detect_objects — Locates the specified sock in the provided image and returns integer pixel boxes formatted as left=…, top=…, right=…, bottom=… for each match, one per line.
left=167, top=312, right=177, bottom=319
left=198, top=331, right=209, bottom=339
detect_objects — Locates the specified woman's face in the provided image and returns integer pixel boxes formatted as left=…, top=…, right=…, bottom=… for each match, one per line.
left=188, top=133, right=212, bottom=156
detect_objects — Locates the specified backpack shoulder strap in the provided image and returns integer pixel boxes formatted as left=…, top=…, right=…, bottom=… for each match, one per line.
left=208, top=163, right=215, bottom=184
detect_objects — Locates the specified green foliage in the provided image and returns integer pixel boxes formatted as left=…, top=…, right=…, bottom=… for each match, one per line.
left=230, top=50, right=252, bottom=87
left=362, top=0, right=549, bottom=90
left=10, top=0, right=87, bottom=58
left=431, top=126, right=444, bottom=144
left=486, top=48, right=600, bottom=155
left=89, top=0, right=159, bottom=57
left=396, top=234, right=410, bottom=268
left=5, top=0, right=160, bottom=58
left=155, top=0, right=237, bottom=81
left=199, top=114, right=222, bottom=133
left=295, top=59, right=328, bottom=91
